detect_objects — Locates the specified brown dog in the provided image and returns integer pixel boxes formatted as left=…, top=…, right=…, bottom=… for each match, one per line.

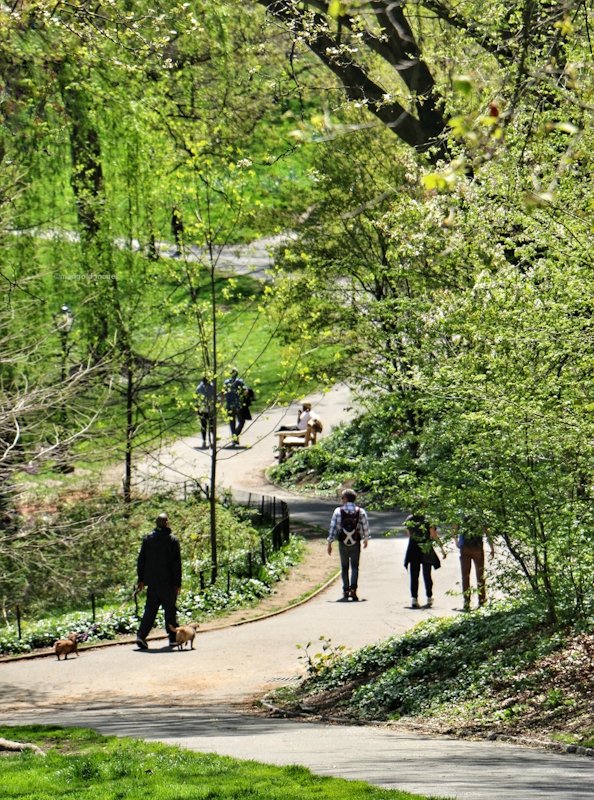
left=168, top=623, right=198, bottom=650
left=54, top=632, right=79, bottom=660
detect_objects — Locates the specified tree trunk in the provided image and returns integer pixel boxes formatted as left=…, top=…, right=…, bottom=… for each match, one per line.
left=259, top=1, right=449, bottom=159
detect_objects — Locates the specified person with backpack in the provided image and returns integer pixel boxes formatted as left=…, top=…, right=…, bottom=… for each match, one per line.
left=453, top=512, right=495, bottom=611
left=223, top=368, right=249, bottom=446
left=135, top=512, right=182, bottom=650
left=327, top=489, right=370, bottom=601
left=404, top=512, right=447, bottom=608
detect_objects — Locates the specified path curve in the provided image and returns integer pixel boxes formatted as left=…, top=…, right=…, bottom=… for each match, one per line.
left=2, top=386, right=591, bottom=800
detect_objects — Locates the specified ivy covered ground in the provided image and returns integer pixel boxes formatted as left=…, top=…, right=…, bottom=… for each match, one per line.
left=269, top=603, right=594, bottom=753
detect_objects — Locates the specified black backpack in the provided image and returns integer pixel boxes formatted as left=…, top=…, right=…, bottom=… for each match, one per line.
left=338, top=507, right=361, bottom=545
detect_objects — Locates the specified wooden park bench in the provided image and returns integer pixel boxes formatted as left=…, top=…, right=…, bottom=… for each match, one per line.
left=275, top=417, right=323, bottom=463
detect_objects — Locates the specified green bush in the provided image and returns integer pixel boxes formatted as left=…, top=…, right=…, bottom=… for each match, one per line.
left=296, top=603, right=563, bottom=721
left=0, top=483, right=304, bottom=656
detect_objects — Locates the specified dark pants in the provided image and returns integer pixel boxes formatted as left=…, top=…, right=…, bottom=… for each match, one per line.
left=408, top=559, right=433, bottom=600
left=227, top=409, right=246, bottom=437
left=460, top=545, right=486, bottom=608
left=338, top=541, right=361, bottom=593
left=138, top=585, right=178, bottom=643
left=198, top=412, right=213, bottom=444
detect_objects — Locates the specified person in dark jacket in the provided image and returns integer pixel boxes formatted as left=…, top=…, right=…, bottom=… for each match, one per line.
left=135, top=512, right=182, bottom=650
left=404, top=513, right=446, bottom=609
left=223, top=368, right=252, bottom=446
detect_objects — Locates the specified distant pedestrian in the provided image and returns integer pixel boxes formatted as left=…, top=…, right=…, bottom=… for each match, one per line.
left=195, top=376, right=215, bottom=448
left=223, top=368, right=248, bottom=446
left=453, top=512, right=495, bottom=611
left=327, top=489, right=370, bottom=601
left=404, top=513, right=446, bottom=608
left=135, top=513, right=182, bottom=650
left=240, top=385, right=255, bottom=426
left=171, top=206, right=184, bottom=256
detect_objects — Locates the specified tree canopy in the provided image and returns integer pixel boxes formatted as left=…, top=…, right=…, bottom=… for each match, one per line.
left=1, top=0, right=593, bottom=623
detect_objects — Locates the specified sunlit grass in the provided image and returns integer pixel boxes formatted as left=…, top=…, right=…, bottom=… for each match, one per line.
left=0, top=726, right=452, bottom=800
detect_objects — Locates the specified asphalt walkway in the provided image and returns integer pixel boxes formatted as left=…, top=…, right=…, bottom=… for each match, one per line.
left=2, top=386, right=592, bottom=799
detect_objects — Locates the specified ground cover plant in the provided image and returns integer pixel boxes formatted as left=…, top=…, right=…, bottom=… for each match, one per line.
left=0, top=725, right=451, bottom=800
left=272, top=603, right=594, bottom=750
left=0, top=489, right=303, bottom=656
left=269, top=414, right=401, bottom=506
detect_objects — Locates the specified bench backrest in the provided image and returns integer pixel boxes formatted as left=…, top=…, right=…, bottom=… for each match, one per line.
left=306, top=417, right=322, bottom=445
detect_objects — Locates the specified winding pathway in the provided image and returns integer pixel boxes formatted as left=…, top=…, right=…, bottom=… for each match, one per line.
left=1, top=386, right=591, bottom=799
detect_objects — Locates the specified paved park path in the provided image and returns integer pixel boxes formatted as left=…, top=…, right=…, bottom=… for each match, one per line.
left=1, top=385, right=592, bottom=799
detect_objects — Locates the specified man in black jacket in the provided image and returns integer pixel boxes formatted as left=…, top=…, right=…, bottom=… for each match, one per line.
left=135, top=513, right=182, bottom=650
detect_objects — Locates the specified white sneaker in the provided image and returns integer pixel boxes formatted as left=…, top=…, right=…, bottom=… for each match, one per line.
left=426, top=597, right=433, bottom=607
left=411, top=598, right=419, bottom=608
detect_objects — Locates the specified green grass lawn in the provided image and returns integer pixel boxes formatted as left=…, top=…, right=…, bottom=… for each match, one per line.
left=0, top=726, right=452, bottom=800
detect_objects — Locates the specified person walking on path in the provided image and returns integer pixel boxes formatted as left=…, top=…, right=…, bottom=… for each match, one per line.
left=404, top=513, right=447, bottom=608
left=453, top=513, right=495, bottom=611
left=195, top=376, right=215, bottom=448
left=171, top=206, right=184, bottom=256
left=327, top=489, right=370, bottom=601
left=135, top=512, right=182, bottom=649
left=223, top=368, right=248, bottom=446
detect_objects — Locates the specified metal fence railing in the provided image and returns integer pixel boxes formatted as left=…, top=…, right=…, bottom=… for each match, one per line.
left=5, top=485, right=292, bottom=642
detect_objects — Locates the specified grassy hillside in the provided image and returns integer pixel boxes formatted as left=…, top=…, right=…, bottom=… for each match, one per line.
left=269, top=603, right=594, bottom=752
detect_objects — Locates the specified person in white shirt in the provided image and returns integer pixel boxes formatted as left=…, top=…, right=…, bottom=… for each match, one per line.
left=277, top=402, right=313, bottom=432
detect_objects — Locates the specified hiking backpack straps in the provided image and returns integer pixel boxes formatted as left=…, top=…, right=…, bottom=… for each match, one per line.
left=339, top=507, right=361, bottom=546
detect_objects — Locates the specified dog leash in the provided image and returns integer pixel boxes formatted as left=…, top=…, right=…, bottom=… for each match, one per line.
left=74, top=585, right=140, bottom=642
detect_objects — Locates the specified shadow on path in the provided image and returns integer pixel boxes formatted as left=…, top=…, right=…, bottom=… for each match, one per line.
left=2, top=705, right=592, bottom=800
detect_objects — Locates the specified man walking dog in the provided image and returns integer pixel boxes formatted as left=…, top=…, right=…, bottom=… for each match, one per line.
left=135, top=512, right=182, bottom=649
left=327, top=489, right=370, bottom=601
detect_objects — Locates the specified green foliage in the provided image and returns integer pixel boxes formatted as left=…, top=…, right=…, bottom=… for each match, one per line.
left=0, top=726, right=444, bottom=800
left=297, top=636, right=348, bottom=677
left=288, top=603, right=590, bottom=725
left=3, top=0, right=594, bottom=645
left=0, top=486, right=304, bottom=655
left=270, top=412, right=415, bottom=505
left=268, top=22, right=594, bottom=623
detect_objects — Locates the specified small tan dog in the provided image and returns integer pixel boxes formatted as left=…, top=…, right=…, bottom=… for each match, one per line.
left=168, top=622, right=198, bottom=650
left=54, top=632, right=79, bottom=660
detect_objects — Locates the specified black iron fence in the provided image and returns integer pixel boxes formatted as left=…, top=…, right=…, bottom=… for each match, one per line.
left=231, top=488, right=290, bottom=547
left=5, top=485, right=291, bottom=641
left=179, top=480, right=291, bottom=555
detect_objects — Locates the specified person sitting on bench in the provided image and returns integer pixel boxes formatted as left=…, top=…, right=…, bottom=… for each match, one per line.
left=277, top=402, right=312, bottom=432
